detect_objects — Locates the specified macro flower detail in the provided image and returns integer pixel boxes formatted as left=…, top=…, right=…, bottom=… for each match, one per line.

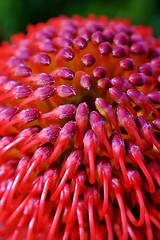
left=0, top=14, right=160, bottom=240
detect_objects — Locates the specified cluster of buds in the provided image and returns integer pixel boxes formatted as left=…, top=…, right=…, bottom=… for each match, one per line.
left=0, top=14, right=160, bottom=240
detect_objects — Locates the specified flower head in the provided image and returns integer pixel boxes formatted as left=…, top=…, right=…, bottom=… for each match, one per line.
left=0, top=15, right=160, bottom=240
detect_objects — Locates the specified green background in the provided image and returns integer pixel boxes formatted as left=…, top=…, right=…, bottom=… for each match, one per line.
left=0, top=0, right=159, bottom=42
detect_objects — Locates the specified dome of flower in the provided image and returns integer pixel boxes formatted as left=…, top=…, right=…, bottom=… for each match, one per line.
left=0, top=15, right=160, bottom=240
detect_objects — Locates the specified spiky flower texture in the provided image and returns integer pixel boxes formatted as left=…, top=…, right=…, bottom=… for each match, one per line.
left=0, top=15, right=160, bottom=240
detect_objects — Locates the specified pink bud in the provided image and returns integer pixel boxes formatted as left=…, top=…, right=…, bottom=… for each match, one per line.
left=34, top=85, right=56, bottom=100
left=113, top=32, right=129, bottom=45
left=58, top=67, right=75, bottom=80
left=12, top=85, right=33, bottom=99
left=99, top=42, right=112, bottom=55
left=111, top=77, right=133, bottom=91
left=97, top=78, right=111, bottom=90
left=41, top=104, right=76, bottom=120
left=80, top=74, right=92, bottom=90
left=90, top=111, right=112, bottom=158
left=18, top=108, right=40, bottom=123
left=93, top=66, right=106, bottom=79
left=14, top=65, right=32, bottom=77
left=38, top=39, right=57, bottom=53
left=81, top=53, right=95, bottom=67
left=32, top=52, right=51, bottom=65
left=138, top=63, right=154, bottom=76
left=131, top=41, right=148, bottom=54
left=74, top=36, right=88, bottom=49
left=56, top=85, right=76, bottom=98
left=47, top=121, right=76, bottom=164
left=112, top=45, right=128, bottom=58
left=91, top=31, right=105, bottom=44
left=147, top=90, right=160, bottom=104
left=109, top=87, right=136, bottom=116
left=120, top=58, right=135, bottom=71
left=58, top=47, right=74, bottom=61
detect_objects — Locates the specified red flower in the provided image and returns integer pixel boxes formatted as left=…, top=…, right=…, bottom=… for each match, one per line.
left=0, top=15, right=160, bottom=240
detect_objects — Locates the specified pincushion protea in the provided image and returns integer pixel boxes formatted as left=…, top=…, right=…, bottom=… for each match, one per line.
left=0, top=14, right=160, bottom=240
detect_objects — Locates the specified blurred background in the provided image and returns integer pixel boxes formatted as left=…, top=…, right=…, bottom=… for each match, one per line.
left=0, top=0, right=159, bottom=42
